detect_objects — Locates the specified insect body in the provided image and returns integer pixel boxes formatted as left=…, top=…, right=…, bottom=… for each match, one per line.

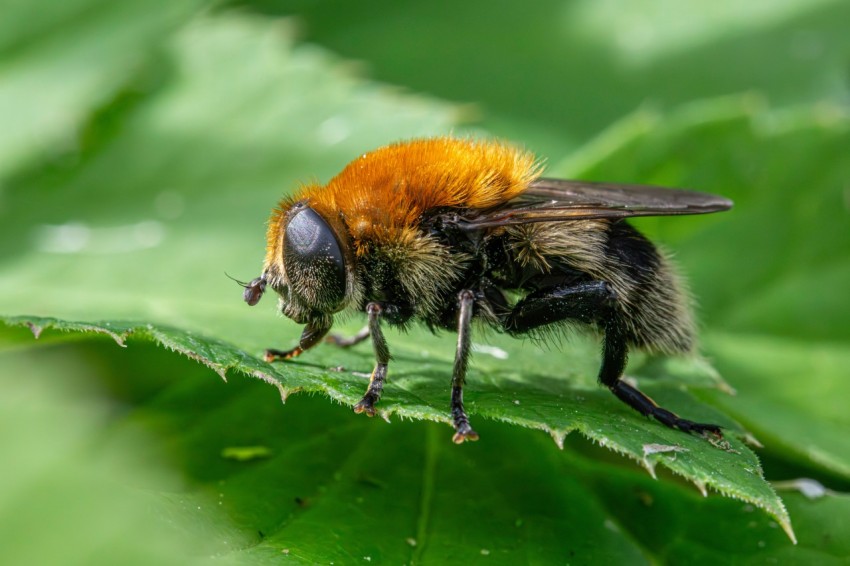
left=242, top=137, right=732, bottom=443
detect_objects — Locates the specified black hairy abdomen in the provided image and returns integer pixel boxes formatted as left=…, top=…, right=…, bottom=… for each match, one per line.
left=604, top=221, right=661, bottom=282
left=603, top=221, right=693, bottom=353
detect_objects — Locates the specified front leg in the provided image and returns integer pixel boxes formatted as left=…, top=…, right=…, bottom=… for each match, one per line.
left=265, top=321, right=330, bottom=362
left=353, top=302, right=391, bottom=417
left=451, top=290, right=479, bottom=443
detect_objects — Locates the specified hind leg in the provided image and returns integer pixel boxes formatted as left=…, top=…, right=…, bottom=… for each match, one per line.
left=599, top=320, right=722, bottom=434
left=505, top=280, right=722, bottom=436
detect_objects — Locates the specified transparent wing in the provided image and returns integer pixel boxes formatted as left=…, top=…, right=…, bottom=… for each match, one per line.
left=453, top=178, right=733, bottom=230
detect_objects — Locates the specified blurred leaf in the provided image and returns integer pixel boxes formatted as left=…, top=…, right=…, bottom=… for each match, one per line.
left=0, top=0, right=206, bottom=177
left=0, top=340, right=240, bottom=565
left=235, top=0, right=850, bottom=156
left=0, top=14, right=457, bottom=294
left=554, top=96, right=850, bottom=343
left=702, top=332, right=850, bottom=479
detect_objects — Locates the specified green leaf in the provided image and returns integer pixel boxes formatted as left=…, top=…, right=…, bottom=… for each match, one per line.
left=554, top=96, right=850, bottom=343
left=0, top=0, right=206, bottom=176
left=0, top=312, right=794, bottom=542
left=3, top=6, right=848, bottom=561
left=703, top=332, right=850, bottom=479
left=239, top=0, right=850, bottom=156
left=0, top=14, right=457, bottom=294
left=0, top=338, right=242, bottom=565
left=551, top=95, right=850, bottom=481
left=5, top=338, right=850, bottom=563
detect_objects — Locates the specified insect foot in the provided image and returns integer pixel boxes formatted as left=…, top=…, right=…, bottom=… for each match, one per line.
left=264, top=347, right=304, bottom=362
left=353, top=396, right=379, bottom=417
left=452, top=422, right=480, bottom=444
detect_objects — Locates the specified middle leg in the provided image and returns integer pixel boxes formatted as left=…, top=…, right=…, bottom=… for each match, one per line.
left=326, top=326, right=370, bottom=348
left=451, top=290, right=479, bottom=444
left=353, top=302, right=391, bottom=417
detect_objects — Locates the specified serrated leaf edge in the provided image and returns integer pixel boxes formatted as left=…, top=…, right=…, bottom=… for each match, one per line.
left=2, top=314, right=795, bottom=542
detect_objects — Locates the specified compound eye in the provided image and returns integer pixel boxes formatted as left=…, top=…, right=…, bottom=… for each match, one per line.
left=283, top=206, right=347, bottom=308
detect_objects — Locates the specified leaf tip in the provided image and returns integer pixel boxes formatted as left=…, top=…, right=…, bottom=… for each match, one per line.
left=91, top=324, right=127, bottom=347
left=203, top=363, right=225, bottom=381
left=783, top=522, right=798, bottom=545
left=741, top=432, right=764, bottom=449
left=717, top=381, right=737, bottom=396
left=547, top=428, right=567, bottom=450
left=640, top=459, right=658, bottom=480
left=276, top=383, right=291, bottom=403
left=26, top=321, right=43, bottom=339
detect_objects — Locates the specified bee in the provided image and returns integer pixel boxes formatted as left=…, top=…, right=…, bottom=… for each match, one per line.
left=241, top=137, right=732, bottom=443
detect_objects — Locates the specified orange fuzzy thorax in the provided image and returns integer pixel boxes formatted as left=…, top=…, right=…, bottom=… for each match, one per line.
left=266, top=137, right=541, bottom=262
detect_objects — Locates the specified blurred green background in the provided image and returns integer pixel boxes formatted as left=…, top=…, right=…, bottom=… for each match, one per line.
left=1, top=0, right=849, bottom=564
